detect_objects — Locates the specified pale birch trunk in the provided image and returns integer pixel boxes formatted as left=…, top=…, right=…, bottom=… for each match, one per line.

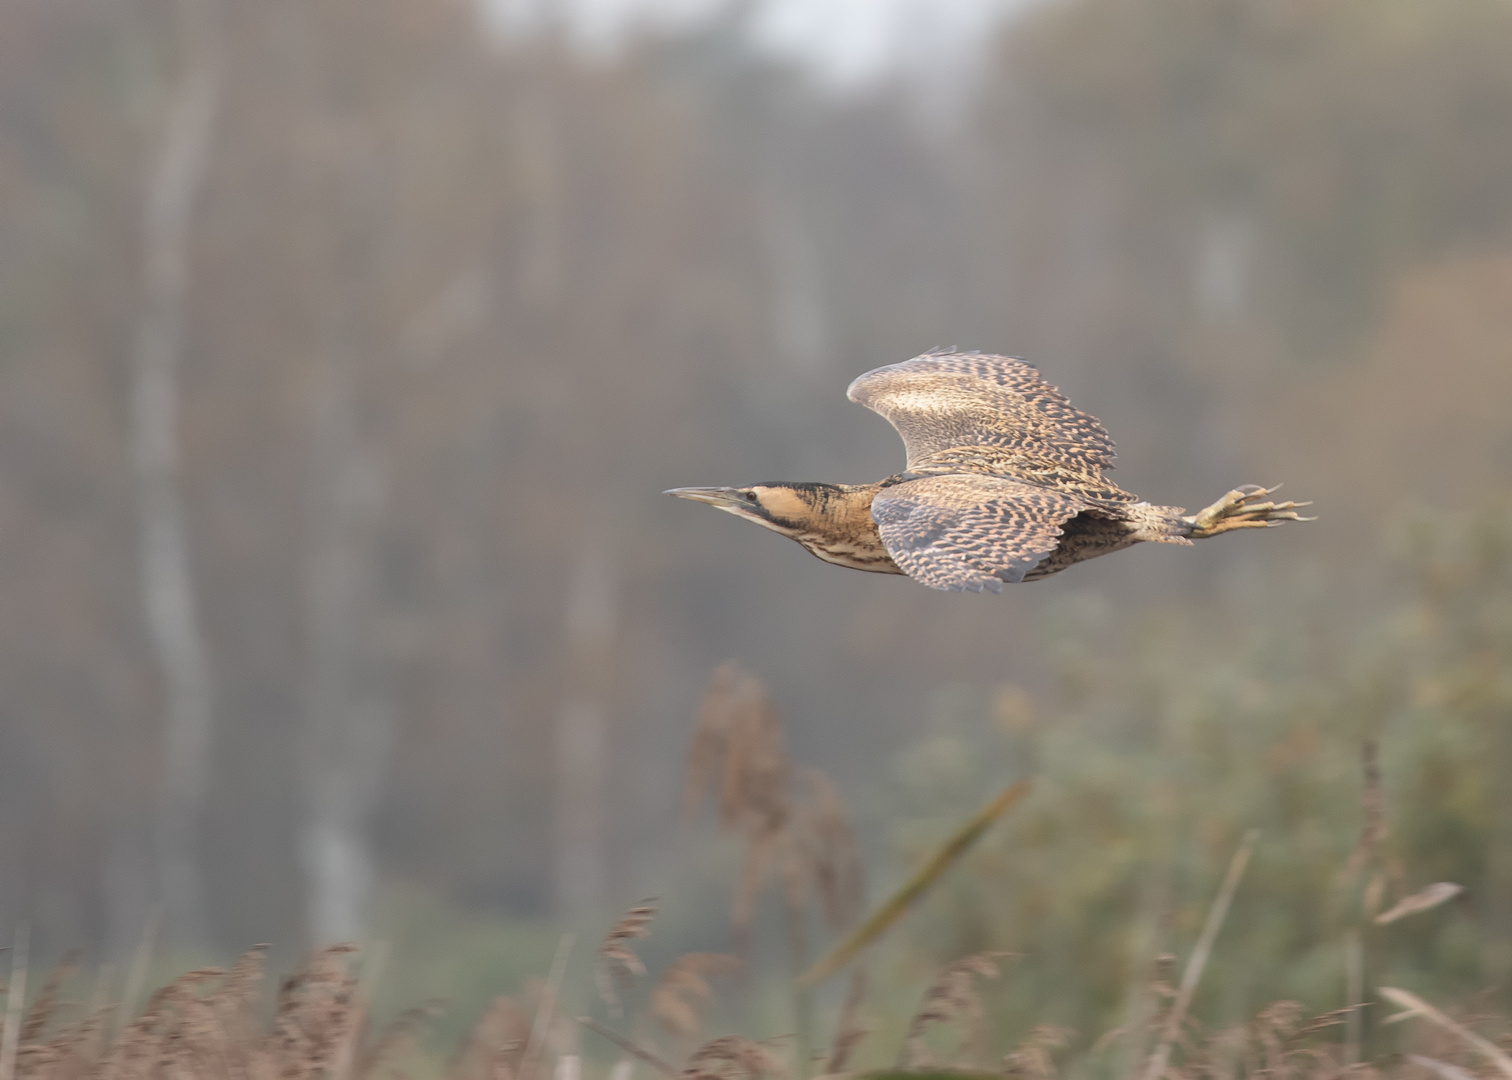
left=299, top=359, right=394, bottom=944
left=132, top=0, right=222, bottom=946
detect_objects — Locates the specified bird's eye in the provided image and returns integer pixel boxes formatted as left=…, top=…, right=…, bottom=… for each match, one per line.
left=741, top=490, right=758, bottom=503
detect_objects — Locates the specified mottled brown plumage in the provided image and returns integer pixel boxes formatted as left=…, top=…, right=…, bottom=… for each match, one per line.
left=667, top=351, right=1311, bottom=592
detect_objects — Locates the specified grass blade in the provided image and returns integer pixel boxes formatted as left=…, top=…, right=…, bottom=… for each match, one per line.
left=798, top=779, right=1031, bottom=988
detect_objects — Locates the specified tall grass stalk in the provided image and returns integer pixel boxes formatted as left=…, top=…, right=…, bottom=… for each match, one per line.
left=1344, top=927, right=1363, bottom=1066
left=799, top=780, right=1031, bottom=988
left=1380, top=987, right=1512, bottom=1080
left=1139, top=829, right=1258, bottom=1080
left=0, top=924, right=28, bottom=1080
left=522, top=932, right=575, bottom=1080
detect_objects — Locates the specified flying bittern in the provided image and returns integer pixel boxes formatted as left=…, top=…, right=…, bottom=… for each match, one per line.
left=666, top=351, right=1312, bottom=593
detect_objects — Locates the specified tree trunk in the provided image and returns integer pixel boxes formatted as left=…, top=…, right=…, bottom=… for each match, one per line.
left=554, top=540, right=615, bottom=920
left=299, top=360, right=393, bottom=945
left=131, top=0, right=222, bottom=948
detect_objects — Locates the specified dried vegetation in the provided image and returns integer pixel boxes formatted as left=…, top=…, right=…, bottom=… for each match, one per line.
left=0, top=666, right=1497, bottom=1080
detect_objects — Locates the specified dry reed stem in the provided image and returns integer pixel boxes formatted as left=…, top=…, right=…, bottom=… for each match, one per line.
left=1, top=924, right=31, bottom=1080
left=1340, top=741, right=1386, bottom=889
left=1374, top=884, right=1463, bottom=926
left=116, top=909, right=159, bottom=1047
left=521, top=933, right=575, bottom=1080
left=20, top=951, right=78, bottom=1049
left=1123, top=999, right=1335, bottom=1080
left=650, top=955, right=743, bottom=1039
left=897, top=953, right=1008, bottom=1069
left=577, top=1017, right=680, bottom=1079
left=800, top=780, right=1031, bottom=988
left=1004, top=1024, right=1074, bottom=1080
left=597, top=902, right=658, bottom=1017
left=823, top=968, right=867, bottom=1075
left=1140, top=829, right=1259, bottom=1080
left=1379, top=987, right=1512, bottom=1080
left=333, top=942, right=387, bottom=1080
left=1409, top=1054, right=1480, bottom=1080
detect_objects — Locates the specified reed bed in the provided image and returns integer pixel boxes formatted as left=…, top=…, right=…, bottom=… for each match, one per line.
left=0, top=665, right=1494, bottom=1080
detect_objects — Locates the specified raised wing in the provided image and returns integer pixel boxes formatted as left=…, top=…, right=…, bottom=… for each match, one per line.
left=846, top=352, right=1116, bottom=474
left=871, top=473, right=1083, bottom=592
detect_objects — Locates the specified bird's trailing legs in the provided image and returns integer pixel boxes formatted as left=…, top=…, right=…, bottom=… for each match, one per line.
left=1184, top=484, right=1314, bottom=539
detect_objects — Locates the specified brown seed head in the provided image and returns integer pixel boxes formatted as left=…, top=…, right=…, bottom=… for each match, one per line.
left=596, top=900, right=658, bottom=1016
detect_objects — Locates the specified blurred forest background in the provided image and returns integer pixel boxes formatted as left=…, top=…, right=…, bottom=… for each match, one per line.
left=1, top=0, right=1511, bottom=1068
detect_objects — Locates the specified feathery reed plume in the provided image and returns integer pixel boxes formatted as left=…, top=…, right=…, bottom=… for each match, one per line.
left=0, top=942, right=463, bottom=1079
left=1133, top=1000, right=1353, bottom=1080
left=1003, top=1024, right=1074, bottom=1080
left=681, top=1036, right=788, bottom=1080
left=683, top=662, right=744, bottom=825
left=103, top=966, right=226, bottom=1079
left=452, top=996, right=532, bottom=1080
left=651, top=954, right=743, bottom=1039
left=1340, top=740, right=1386, bottom=888
left=270, top=944, right=362, bottom=1077
left=1251, top=1001, right=1306, bottom=1075
left=823, top=968, right=868, bottom=1076
left=32, top=1002, right=114, bottom=1077
left=597, top=902, right=658, bottom=1017
left=800, top=780, right=1031, bottom=988
left=788, top=769, right=864, bottom=935
left=335, top=942, right=389, bottom=1080
left=725, top=699, right=789, bottom=950
left=684, top=666, right=873, bottom=1080
left=355, top=1002, right=441, bottom=1079
left=897, top=953, right=1007, bottom=1069
left=683, top=664, right=792, bottom=952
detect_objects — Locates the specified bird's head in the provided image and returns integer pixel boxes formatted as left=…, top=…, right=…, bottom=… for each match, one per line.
left=663, top=484, right=825, bottom=537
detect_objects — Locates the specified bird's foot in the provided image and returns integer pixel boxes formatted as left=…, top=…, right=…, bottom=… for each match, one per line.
left=1185, top=484, right=1315, bottom=539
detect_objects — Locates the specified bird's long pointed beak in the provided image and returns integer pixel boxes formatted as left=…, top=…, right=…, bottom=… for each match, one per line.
left=663, top=486, right=743, bottom=507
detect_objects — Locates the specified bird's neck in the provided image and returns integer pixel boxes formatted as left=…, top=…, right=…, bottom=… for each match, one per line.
left=764, top=483, right=902, bottom=575
left=758, top=482, right=878, bottom=529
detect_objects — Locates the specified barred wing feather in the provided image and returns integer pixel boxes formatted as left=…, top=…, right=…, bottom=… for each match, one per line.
left=847, top=352, right=1117, bottom=474
left=871, top=473, right=1083, bottom=592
